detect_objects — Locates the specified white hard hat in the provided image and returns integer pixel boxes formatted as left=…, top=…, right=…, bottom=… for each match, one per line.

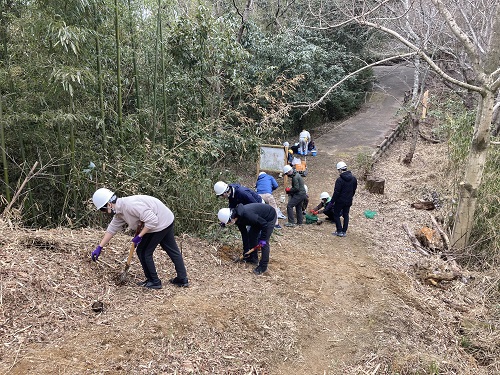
left=320, top=192, right=330, bottom=199
left=217, top=208, right=232, bottom=224
left=283, top=141, right=289, bottom=147
left=304, top=185, right=308, bottom=194
left=92, top=188, right=115, bottom=210
left=283, top=165, right=293, bottom=174
left=259, top=171, right=266, bottom=176
left=336, top=161, right=347, bottom=170
left=214, top=181, right=229, bottom=196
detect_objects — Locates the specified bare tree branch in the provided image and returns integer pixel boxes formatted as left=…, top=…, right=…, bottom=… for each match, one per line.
left=358, top=19, right=485, bottom=94
left=300, top=52, right=415, bottom=112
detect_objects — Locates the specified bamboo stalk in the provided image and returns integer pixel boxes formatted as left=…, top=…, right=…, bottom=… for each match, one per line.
left=114, top=0, right=123, bottom=142
left=159, top=0, right=169, bottom=146
left=93, top=2, right=107, bottom=149
left=150, top=0, right=161, bottom=144
left=0, top=95, right=10, bottom=202
left=127, top=0, right=141, bottom=111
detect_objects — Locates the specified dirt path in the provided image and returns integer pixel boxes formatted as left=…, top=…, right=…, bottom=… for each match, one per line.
left=269, top=64, right=416, bottom=374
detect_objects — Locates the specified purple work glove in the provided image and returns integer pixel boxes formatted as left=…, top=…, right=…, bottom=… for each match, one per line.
left=91, top=245, right=102, bottom=261
left=219, top=222, right=226, bottom=228
left=258, top=240, right=267, bottom=248
left=132, top=235, right=142, bottom=246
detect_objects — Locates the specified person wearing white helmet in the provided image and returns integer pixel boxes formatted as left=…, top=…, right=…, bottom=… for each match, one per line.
left=298, top=129, right=311, bottom=155
left=214, top=181, right=262, bottom=208
left=283, top=164, right=307, bottom=227
left=310, top=192, right=334, bottom=221
left=255, top=171, right=281, bottom=229
left=90, top=188, right=189, bottom=289
left=331, top=162, right=357, bottom=237
left=217, top=203, right=277, bottom=275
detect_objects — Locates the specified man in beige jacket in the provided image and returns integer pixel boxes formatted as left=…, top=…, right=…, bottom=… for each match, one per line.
left=91, top=188, right=189, bottom=289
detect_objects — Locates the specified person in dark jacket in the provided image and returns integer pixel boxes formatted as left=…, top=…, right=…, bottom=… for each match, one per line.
left=330, top=162, right=357, bottom=237
left=217, top=203, right=276, bottom=275
left=310, top=192, right=335, bottom=221
left=214, top=181, right=263, bottom=208
left=255, top=172, right=281, bottom=229
left=283, top=165, right=307, bottom=227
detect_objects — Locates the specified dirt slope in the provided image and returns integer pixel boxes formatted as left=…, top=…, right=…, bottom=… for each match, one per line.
left=1, top=66, right=495, bottom=374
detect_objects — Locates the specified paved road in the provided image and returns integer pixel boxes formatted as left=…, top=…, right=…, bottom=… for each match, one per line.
left=315, top=65, right=415, bottom=158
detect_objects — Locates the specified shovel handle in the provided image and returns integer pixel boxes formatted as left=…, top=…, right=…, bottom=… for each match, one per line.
left=125, top=242, right=135, bottom=268
left=243, top=244, right=262, bottom=256
left=125, top=223, right=143, bottom=269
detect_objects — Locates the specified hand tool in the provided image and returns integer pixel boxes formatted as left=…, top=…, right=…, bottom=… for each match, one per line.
left=116, top=222, right=144, bottom=285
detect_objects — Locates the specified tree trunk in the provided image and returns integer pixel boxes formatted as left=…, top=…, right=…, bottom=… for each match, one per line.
left=365, top=177, right=385, bottom=194
left=451, top=90, right=494, bottom=248
left=236, top=0, right=253, bottom=44
left=403, top=113, right=419, bottom=164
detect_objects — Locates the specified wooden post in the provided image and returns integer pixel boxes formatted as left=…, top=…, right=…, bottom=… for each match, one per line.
left=421, top=90, right=429, bottom=119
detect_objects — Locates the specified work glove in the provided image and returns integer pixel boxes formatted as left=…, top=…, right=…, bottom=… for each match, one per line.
left=91, top=245, right=102, bottom=262
left=258, top=240, right=267, bottom=248
left=285, top=187, right=291, bottom=194
left=219, top=222, right=226, bottom=228
left=132, top=235, right=142, bottom=246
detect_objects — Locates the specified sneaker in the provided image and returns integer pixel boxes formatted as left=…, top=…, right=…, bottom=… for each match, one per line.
left=274, top=224, right=282, bottom=229
left=144, top=281, right=162, bottom=289
left=332, top=231, right=343, bottom=236
left=169, top=277, right=189, bottom=287
left=253, top=266, right=267, bottom=275
left=136, top=280, right=149, bottom=287
left=285, top=222, right=296, bottom=227
left=339, top=232, right=346, bottom=237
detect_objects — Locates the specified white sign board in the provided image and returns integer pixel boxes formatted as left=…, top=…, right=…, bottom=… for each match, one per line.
left=259, top=145, right=285, bottom=173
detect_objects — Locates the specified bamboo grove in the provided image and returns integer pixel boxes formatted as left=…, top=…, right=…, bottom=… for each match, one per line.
left=0, top=0, right=371, bottom=231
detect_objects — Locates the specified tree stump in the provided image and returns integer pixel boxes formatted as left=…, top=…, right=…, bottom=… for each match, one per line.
left=366, top=177, right=385, bottom=194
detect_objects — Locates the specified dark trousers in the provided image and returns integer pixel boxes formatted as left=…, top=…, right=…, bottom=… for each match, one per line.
left=287, top=192, right=306, bottom=224
left=333, top=203, right=351, bottom=233
left=136, top=222, right=188, bottom=283
left=323, top=208, right=335, bottom=221
left=248, top=221, right=275, bottom=271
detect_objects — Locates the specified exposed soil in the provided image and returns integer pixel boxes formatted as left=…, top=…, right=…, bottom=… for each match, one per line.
left=1, top=67, right=498, bottom=374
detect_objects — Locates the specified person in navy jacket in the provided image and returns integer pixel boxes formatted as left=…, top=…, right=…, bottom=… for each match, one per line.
left=214, top=181, right=263, bottom=208
left=217, top=203, right=276, bottom=275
